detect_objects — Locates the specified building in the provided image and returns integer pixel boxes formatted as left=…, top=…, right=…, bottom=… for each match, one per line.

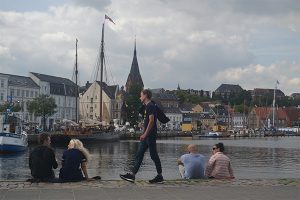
left=182, top=112, right=216, bottom=132
left=152, top=91, right=182, bottom=130
left=214, top=84, right=243, bottom=98
left=185, top=89, right=211, bottom=97
left=0, top=73, right=40, bottom=123
left=248, top=107, right=300, bottom=129
left=232, top=113, right=248, bottom=130
left=251, top=88, right=285, bottom=99
left=30, top=72, right=78, bottom=128
left=125, top=41, right=144, bottom=92
left=290, top=93, right=300, bottom=99
left=79, top=81, right=121, bottom=123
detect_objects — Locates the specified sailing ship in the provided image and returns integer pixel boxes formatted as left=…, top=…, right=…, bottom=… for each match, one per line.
left=63, top=15, right=120, bottom=141
left=0, top=113, right=28, bottom=153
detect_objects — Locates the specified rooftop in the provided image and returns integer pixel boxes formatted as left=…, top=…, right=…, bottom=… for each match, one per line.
left=0, top=73, right=39, bottom=88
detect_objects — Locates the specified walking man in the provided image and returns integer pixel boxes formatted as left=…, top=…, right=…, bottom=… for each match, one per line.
left=120, top=89, right=163, bottom=183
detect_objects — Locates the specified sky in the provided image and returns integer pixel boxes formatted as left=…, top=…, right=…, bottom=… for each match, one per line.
left=0, top=0, right=300, bottom=95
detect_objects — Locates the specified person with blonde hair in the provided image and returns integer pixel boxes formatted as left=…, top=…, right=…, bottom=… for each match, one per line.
left=59, top=139, right=91, bottom=182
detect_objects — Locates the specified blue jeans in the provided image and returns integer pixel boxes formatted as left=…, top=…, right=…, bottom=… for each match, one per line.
left=132, top=134, right=162, bottom=174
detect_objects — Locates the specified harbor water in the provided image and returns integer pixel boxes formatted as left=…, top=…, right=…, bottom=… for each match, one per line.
left=0, top=137, right=299, bottom=180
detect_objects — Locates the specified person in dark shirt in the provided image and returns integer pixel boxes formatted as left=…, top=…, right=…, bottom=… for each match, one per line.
left=120, top=89, right=163, bottom=184
left=59, top=139, right=90, bottom=182
left=29, top=133, right=58, bottom=182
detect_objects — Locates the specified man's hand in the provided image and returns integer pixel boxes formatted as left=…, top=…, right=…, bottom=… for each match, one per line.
left=140, top=134, right=147, bottom=141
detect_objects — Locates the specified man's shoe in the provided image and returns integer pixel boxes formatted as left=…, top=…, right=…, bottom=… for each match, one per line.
left=120, top=173, right=135, bottom=183
left=149, top=174, right=164, bottom=184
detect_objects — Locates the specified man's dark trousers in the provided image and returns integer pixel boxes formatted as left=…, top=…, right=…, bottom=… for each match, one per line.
left=132, top=134, right=162, bottom=174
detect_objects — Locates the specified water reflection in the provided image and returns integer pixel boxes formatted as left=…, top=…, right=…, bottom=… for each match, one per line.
left=0, top=137, right=300, bottom=180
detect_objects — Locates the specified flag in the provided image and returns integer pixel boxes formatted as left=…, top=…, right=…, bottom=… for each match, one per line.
left=276, top=80, right=280, bottom=85
left=105, top=14, right=115, bottom=24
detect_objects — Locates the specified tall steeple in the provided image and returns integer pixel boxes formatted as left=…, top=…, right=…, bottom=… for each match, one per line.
left=125, top=39, right=144, bottom=92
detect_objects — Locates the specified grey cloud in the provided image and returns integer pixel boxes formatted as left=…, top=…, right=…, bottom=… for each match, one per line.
left=68, top=0, right=111, bottom=10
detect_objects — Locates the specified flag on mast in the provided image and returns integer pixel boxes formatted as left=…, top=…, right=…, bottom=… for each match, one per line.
left=276, top=80, right=280, bottom=85
left=105, top=14, right=115, bottom=24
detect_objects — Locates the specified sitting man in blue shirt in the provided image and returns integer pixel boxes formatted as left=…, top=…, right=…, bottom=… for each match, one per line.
left=177, top=144, right=205, bottom=179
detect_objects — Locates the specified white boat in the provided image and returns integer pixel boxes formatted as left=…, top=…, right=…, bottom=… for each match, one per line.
left=0, top=114, right=28, bottom=153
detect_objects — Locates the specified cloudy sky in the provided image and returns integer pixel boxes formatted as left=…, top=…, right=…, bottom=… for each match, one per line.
left=0, top=0, right=300, bottom=95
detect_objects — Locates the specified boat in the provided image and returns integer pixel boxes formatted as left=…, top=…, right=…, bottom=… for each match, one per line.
left=0, top=114, right=28, bottom=153
left=193, top=131, right=230, bottom=139
left=63, top=17, right=120, bottom=141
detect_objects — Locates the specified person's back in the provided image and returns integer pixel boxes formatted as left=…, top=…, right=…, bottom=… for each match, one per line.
left=181, top=153, right=205, bottom=179
left=29, top=134, right=57, bottom=181
left=59, top=148, right=86, bottom=182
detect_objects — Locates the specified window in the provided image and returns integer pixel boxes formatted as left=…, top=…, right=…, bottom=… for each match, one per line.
left=0, top=93, right=3, bottom=101
left=35, top=91, right=38, bottom=97
left=91, top=98, right=93, bottom=103
left=95, top=104, right=97, bottom=108
left=10, top=89, right=14, bottom=96
left=17, top=89, right=20, bottom=97
left=90, top=107, right=93, bottom=113
left=26, top=90, right=29, bottom=97
left=87, top=104, right=88, bottom=108
left=95, top=95, right=97, bottom=99
left=87, top=96, right=89, bottom=100
left=0, top=80, right=4, bottom=88
left=22, top=90, right=24, bottom=97
left=30, top=91, right=33, bottom=97
left=116, top=103, right=118, bottom=109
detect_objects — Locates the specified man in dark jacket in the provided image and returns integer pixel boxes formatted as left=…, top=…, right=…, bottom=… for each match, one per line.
left=29, top=133, right=58, bottom=182
left=120, top=89, right=164, bottom=183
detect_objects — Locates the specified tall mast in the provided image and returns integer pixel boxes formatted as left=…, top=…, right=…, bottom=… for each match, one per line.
left=75, top=39, right=78, bottom=123
left=272, top=81, right=278, bottom=127
left=99, top=23, right=104, bottom=122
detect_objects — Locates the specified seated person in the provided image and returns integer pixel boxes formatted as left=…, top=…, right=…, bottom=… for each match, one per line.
left=59, top=139, right=90, bottom=182
left=205, top=142, right=234, bottom=179
left=29, top=133, right=58, bottom=182
left=177, top=144, right=205, bottom=179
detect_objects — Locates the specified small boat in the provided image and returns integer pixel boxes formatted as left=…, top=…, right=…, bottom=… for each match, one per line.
left=0, top=114, right=28, bottom=153
left=193, top=131, right=230, bottom=139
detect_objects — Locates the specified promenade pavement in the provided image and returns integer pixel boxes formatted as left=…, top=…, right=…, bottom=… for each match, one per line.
left=1, top=179, right=299, bottom=200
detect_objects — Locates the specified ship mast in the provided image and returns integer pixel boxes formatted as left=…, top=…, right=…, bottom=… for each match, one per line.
left=99, top=23, right=104, bottom=122
left=75, top=38, right=78, bottom=123
left=272, top=81, right=279, bottom=127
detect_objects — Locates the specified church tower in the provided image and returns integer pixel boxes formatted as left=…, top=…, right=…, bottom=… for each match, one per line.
left=125, top=40, right=144, bottom=92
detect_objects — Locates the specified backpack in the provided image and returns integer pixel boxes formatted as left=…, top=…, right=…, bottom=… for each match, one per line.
left=139, top=101, right=170, bottom=124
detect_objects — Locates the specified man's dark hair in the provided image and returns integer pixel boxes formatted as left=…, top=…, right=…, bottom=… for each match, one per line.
left=141, top=89, right=152, bottom=99
left=39, top=133, right=50, bottom=144
left=215, top=142, right=225, bottom=152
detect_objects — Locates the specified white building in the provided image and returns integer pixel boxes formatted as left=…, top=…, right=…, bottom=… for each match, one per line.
left=0, top=73, right=40, bottom=123
left=165, top=108, right=182, bottom=130
left=232, top=113, right=248, bottom=129
left=30, top=72, right=78, bottom=129
left=79, top=81, right=122, bottom=123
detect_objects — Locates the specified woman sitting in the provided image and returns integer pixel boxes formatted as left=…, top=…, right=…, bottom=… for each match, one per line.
left=205, top=142, right=234, bottom=179
left=59, top=139, right=90, bottom=182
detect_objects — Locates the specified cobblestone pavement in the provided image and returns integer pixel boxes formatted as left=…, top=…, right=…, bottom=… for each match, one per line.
left=0, top=179, right=299, bottom=200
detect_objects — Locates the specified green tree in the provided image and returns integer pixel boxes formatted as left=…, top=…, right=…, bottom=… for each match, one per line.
left=0, top=102, right=21, bottom=112
left=125, top=84, right=143, bottom=127
left=28, top=94, right=57, bottom=130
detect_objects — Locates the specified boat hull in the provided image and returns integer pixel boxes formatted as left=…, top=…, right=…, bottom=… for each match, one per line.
left=67, top=131, right=120, bottom=142
left=0, top=132, right=28, bottom=153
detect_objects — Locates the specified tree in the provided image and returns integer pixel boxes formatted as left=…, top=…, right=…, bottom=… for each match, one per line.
left=125, top=84, right=143, bottom=127
left=28, top=94, right=57, bottom=130
left=0, top=102, right=21, bottom=112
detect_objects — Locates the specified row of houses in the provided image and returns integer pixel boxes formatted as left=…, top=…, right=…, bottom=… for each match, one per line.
left=151, top=89, right=300, bottom=132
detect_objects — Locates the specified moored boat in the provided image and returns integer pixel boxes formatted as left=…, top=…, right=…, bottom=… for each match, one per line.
left=0, top=114, right=28, bottom=153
